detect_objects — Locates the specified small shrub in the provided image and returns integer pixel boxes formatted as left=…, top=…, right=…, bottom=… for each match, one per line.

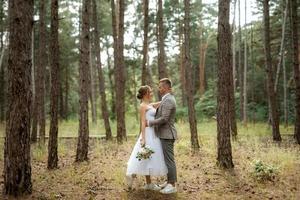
left=251, top=160, right=279, bottom=182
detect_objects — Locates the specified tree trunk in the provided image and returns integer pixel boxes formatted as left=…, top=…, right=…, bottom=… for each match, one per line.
left=242, top=0, right=247, bottom=125
left=117, top=0, right=126, bottom=141
left=184, top=0, right=200, bottom=150
left=274, top=0, right=288, bottom=93
left=64, top=67, right=69, bottom=120
left=141, top=0, right=151, bottom=85
left=92, top=0, right=112, bottom=140
left=112, top=0, right=126, bottom=142
left=232, top=0, right=237, bottom=93
left=157, top=0, right=168, bottom=80
left=179, top=21, right=186, bottom=106
left=283, top=51, right=288, bottom=127
left=4, top=0, right=33, bottom=195
left=263, top=0, right=281, bottom=142
left=238, top=0, right=244, bottom=121
left=37, top=0, right=47, bottom=143
left=105, top=38, right=116, bottom=119
left=0, top=0, right=5, bottom=122
left=31, top=25, right=38, bottom=142
left=76, top=0, right=91, bottom=162
left=217, top=0, right=234, bottom=169
left=199, top=43, right=207, bottom=97
left=48, top=0, right=60, bottom=169
left=89, top=39, right=97, bottom=124
left=198, top=0, right=205, bottom=97
left=230, top=0, right=238, bottom=138
left=289, top=0, right=300, bottom=144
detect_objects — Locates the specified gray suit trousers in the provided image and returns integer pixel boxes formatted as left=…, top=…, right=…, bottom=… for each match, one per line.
left=160, top=139, right=177, bottom=183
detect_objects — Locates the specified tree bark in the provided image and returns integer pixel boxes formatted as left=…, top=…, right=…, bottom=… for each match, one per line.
left=31, top=25, right=38, bottom=142
left=232, top=0, right=237, bottom=93
left=179, top=21, right=186, bottom=106
left=105, top=38, right=116, bottom=118
left=289, top=0, right=300, bottom=144
left=198, top=0, right=205, bottom=97
left=274, top=0, right=288, bottom=93
left=48, top=0, right=60, bottom=169
left=37, top=0, right=46, bottom=143
left=238, top=0, right=244, bottom=121
left=92, top=0, right=112, bottom=140
left=283, top=51, right=288, bottom=127
left=184, top=0, right=200, bottom=150
left=141, top=0, right=151, bottom=85
left=89, top=38, right=97, bottom=124
left=112, top=0, right=126, bottom=142
left=4, top=0, right=33, bottom=195
left=217, top=0, right=234, bottom=169
left=263, top=0, right=281, bottom=142
left=242, top=0, right=247, bottom=125
left=76, top=0, right=91, bottom=162
left=157, top=0, right=168, bottom=80
left=230, top=0, right=238, bottom=138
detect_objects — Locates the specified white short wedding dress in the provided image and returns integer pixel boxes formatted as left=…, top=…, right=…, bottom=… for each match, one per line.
left=126, top=106, right=168, bottom=176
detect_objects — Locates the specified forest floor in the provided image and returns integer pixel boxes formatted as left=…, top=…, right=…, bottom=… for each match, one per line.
left=0, top=121, right=299, bottom=200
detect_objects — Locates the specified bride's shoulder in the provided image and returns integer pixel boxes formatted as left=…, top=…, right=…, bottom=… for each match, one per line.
left=139, top=103, right=149, bottom=111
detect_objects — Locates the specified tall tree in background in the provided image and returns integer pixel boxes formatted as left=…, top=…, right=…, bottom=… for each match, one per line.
left=232, top=0, right=237, bottom=92
left=141, top=0, right=151, bottom=85
left=92, top=0, right=112, bottom=140
left=89, top=38, right=97, bottom=124
left=238, top=0, right=243, bottom=121
left=105, top=38, right=116, bottom=118
left=4, top=0, right=33, bottom=195
left=179, top=22, right=187, bottom=106
left=198, top=0, right=206, bottom=96
left=184, top=0, right=200, bottom=150
left=76, top=0, right=91, bottom=161
left=157, top=0, right=168, bottom=80
left=113, top=0, right=126, bottom=142
left=217, top=0, right=234, bottom=168
left=35, top=0, right=47, bottom=144
left=289, top=0, right=300, bottom=144
left=0, top=0, right=6, bottom=122
left=31, top=24, right=38, bottom=143
left=262, top=0, right=281, bottom=141
left=230, top=0, right=238, bottom=138
left=48, top=0, right=60, bottom=169
left=242, top=0, right=247, bottom=125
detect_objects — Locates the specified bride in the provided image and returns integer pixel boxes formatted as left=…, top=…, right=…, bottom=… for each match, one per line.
left=126, top=85, right=167, bottom=190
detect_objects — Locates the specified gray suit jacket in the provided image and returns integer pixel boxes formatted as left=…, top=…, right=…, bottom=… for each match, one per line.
left=149, top=94, right=177, bottom=140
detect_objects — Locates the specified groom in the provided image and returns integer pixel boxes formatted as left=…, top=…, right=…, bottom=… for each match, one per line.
left=147, top=78, right=177, bottom=194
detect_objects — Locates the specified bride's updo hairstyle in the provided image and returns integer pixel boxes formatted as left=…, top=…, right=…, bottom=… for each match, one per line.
left=137, top=85, right=151, bottom=100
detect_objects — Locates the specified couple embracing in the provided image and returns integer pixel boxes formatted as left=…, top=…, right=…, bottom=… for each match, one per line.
left=126, top=78, right=178, bottom=194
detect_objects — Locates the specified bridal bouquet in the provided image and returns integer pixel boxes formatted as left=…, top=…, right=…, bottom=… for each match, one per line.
left=136, top=145, right=155, bottom=161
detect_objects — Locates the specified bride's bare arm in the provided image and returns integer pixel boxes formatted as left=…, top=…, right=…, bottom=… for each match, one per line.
left=150, top=101, right=161, bottom=109
left=139, top=105, right=147, bottom=146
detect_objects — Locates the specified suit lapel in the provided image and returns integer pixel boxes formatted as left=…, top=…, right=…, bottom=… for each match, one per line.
left=156, top=94, right=171, bottom=117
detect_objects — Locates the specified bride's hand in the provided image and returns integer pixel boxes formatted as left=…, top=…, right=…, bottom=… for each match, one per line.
left=140, top=138, right=146, bottom=147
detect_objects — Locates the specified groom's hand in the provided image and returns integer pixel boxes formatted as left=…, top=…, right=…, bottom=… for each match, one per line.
left=145, top=120, right=149, bottom=127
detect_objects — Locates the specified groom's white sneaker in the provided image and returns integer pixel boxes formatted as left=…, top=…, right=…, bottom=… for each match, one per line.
left=160, top=183, right=177, bottom=194
left=143, top=183, right=161, bottom=191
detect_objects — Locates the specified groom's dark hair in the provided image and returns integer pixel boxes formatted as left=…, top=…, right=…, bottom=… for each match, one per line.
left=159, top=78, right=172, bottom=88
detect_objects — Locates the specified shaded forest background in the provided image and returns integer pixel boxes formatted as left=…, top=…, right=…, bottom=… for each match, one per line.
left=0, top=0, right=298, bottom=126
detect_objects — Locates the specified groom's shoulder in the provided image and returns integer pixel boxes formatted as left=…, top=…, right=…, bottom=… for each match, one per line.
left=166, top=95, right=176, bottom=105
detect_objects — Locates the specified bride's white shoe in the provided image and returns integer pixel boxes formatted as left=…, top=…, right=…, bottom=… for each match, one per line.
left=126, top=175, right=134, bottom=189
left=158, top=181, right=168, bottom=189
left=143, top=183, right=161, bottom=191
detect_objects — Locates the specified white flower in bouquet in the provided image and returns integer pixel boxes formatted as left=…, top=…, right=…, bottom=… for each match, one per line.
left=136, top=145, right=155, bottom=161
